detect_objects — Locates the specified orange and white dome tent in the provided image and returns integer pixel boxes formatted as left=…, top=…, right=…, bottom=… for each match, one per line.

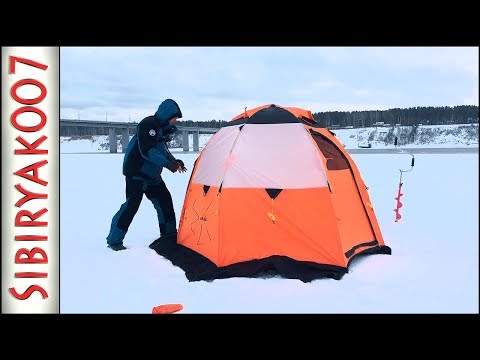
left=153, top=104, right=391, bottom=282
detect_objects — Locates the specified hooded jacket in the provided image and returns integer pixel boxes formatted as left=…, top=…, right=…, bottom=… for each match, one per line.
left=122, top=99, right=182, bottom=182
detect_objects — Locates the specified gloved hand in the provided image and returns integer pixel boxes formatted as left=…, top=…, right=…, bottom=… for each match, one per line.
left=176, top=159, right=187, bottom=172
left=167, top=160, right=179, bottom=173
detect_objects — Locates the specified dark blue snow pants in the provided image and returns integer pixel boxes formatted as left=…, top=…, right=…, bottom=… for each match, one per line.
left=106, top=177, right=176, bottom=245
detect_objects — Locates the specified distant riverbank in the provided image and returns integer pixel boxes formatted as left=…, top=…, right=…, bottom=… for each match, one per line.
left=61, top=147, right=479, bottom=155
left=345, top=147, right=479, bottom=154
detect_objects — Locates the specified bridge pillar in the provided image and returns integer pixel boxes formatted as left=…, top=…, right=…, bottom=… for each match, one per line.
left=193, top=129, right=199, bottom=151
left=121, top=128, right=130, bottom=153
left=182, top=130, right=189, bottom=151
left=109, top=128, right=117, bottom=153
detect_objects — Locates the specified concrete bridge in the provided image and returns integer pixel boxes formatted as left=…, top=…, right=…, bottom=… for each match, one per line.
left=60, top=119, right=219, bottom=153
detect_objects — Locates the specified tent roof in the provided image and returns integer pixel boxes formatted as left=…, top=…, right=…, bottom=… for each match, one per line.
left=231, top=104, right=316, bottom=123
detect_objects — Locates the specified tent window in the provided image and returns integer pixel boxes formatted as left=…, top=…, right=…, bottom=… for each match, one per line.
left=310, top=130, right=349, bottom=170
left=265, top=188, right=282, bottom=200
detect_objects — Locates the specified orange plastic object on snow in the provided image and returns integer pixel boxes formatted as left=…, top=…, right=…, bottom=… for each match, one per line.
left=152, top=304, right=183, bottom=314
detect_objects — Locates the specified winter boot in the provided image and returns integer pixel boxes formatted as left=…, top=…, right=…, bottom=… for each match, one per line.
left=149, top=232, right=177, bottom=249
left=108, top=243, right=127, bottom=251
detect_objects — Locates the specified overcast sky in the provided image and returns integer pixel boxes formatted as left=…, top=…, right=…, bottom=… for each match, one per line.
left=60, top=47, right=479, bottom=123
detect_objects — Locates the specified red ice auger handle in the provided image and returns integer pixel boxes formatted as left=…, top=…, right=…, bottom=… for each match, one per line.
left=394, top=182, right=403, bottom=222
left=393, top=136, right=415, bottom=223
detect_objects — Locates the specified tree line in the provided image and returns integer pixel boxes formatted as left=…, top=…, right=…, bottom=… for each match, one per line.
left=60, top=105, right=479, bottom=136
left=177, top=105, right=479, bottom=128
left=176, top=119, right=225, bottom=128
left=311, top=105, right=479, bottom=128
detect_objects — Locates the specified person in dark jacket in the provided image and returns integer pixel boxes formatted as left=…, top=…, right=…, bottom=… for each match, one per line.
left=106, top=99, right=187, bottom=251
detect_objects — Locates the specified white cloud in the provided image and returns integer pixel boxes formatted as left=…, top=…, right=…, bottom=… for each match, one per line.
left=357, top=47, right=478, bottom=76
left=353, top=88, right=370, bottom=97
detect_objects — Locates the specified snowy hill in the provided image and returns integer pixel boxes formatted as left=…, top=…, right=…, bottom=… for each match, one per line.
left=60, top=124, right=479, bottom=153
left=334, top=124, right=478, bottom=149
